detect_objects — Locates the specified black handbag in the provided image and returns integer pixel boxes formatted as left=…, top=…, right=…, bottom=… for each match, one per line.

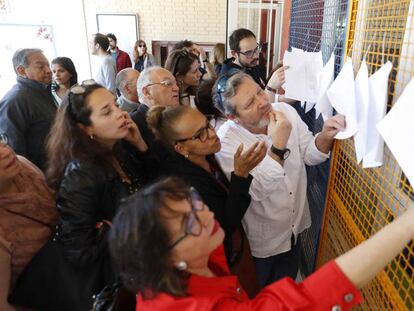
left=91, top=282, right=136, bottom=311
left=9, top=237, right=109, bottom=311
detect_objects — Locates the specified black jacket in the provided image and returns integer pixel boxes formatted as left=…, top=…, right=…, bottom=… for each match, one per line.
left=163, top=154, right=253, bottom=264
left=0, top=77, right=56, bottom=171
left=55, top=142, right=154, bottom=309
left=130, top=103, right=175, bottom=177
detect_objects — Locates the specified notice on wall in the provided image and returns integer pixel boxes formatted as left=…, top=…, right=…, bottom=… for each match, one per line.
left=377, top=75, right=414, bottom=187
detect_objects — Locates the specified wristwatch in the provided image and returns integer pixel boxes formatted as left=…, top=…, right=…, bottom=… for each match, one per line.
left=265, top=85, right=277, bottom=93
left=270, top=145, right=290, bottom=161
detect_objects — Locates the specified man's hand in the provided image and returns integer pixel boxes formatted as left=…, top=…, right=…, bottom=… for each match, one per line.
left=267, top=111, right=292, bottom=150
left=316, top=114, right=346, bottom=153
left=267, top=65, right=289, bottom=90
left=233, top=141, right=267, bottom=178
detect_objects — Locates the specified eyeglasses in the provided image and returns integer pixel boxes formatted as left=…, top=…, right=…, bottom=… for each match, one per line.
left=139, top=44, right=146, bottom=48
left=146, top=79, right=176, bottom=88
left=175, top=117, right=216, bottom=143
left=0, top=133, right=8, bottom=146
left=238, top=44, right=262, bottom=58
left=170, top=187, right=205, bottom=248
left=69, top=79, right=97, bottom=95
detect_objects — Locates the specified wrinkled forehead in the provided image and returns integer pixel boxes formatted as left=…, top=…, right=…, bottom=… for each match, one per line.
left=27, top=52, right=48, bottom=65
left=150, top=68, right=175, bottom=82
left=232, top=77, right=260, bottom=105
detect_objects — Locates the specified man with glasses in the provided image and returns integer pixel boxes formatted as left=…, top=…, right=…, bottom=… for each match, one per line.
left=215, top=28, right=288, bottom=112
left=0, top=48, right=55, bottom=171
left=131, top=66, right=180, bottom=147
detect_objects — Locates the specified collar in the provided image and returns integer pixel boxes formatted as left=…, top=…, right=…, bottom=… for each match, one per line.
left=16, top=76, right=51, bottom=93
left=119, top=95, right=138, bottom=105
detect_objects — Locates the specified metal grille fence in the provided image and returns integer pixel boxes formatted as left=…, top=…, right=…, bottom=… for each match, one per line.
left=317, top=0, right=414, bottom=310
left=288, top=0, right=350, bottom=276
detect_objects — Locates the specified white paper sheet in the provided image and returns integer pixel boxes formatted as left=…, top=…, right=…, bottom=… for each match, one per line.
left=363, top=61, right=392, bottom=168
left=283, top=50, right=323, bottom=103
left=354, top=60, right=370, bottom=163
left=326, top=57, right=357, bottom=139
left=377, top=76, right=414, bottom=187
left=315, top=53, right=335, bottom=120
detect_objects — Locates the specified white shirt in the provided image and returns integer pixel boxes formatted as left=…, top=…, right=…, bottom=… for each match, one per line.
left=94, top=55, right=117, bottom=94
left=216, top=103, right=329, bottom=258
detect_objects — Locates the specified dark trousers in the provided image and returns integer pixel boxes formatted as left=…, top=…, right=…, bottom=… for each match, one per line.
left=253, top=234, right=302, bottom=288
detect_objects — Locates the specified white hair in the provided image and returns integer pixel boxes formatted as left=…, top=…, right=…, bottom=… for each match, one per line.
left=137, top=66, right=163, bottom=103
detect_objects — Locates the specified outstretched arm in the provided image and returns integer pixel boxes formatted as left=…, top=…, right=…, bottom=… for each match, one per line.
left=335, top=204, right=414, bottom=288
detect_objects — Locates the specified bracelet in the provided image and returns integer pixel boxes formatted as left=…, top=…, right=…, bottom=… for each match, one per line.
left=266, top=85, right=277, bottom=93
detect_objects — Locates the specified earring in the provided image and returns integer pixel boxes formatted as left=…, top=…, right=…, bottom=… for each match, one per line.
left=175, top=261, right=187, bottom=271
left=89, top=134, right=94, bottom=140
left=184, top=154, right=189, bottom=159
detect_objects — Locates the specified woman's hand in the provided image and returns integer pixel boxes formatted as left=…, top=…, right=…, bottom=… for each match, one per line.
left=233, top=141, right=267, bottom=178
left=123, top=112, right=148, bottom=152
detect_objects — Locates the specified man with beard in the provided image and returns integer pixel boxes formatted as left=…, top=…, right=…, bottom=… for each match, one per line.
left=214, top=28, right=288, bottom=112
left=215, top=72, right=345, bottom=288
left=0, top=48, right=55, bottom=171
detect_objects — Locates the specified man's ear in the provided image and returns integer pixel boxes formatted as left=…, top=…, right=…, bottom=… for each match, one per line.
left=142, top=86, right=152, bottom=99
left=16, top=65, right=27, bottom=78
left=230, top=50, right=238, bottom=58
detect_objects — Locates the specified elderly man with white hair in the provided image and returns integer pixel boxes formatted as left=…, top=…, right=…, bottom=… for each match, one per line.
left=115, top=68, right=140, bottom=112
left=130, top=66, right=180, bottom=145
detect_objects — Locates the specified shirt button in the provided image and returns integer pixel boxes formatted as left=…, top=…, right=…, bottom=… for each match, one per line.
left=236, top=287, right=242, bottom=293
left=344, top=293, right=354, bottom=303
left=283, top=173, right=286, bottom=176
left=331, top=306, right=341, bottom=311
left=289, top=192, right=292, bottom=195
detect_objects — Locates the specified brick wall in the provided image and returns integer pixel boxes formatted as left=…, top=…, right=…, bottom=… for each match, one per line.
left=83, top=0, right=227, bottom=52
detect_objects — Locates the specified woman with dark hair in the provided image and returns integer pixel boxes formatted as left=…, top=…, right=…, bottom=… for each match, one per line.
left=109, top=177, right=414, bottom=310
left=43, top=81, right=152, bottom=309
left=133, top=40, right=156, bottom=72
left=195, top=78, right=227, bottom=130
left=164, top=49, right=202, bottom=106
left=51, top=56, right=78, bottom=105
left=147, top=105, right=266, bottom=295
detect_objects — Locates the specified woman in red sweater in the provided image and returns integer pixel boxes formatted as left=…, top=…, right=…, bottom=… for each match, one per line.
left=109, top=177, right=414, bottom=310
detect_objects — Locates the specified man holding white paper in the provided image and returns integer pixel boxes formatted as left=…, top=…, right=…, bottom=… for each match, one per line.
left=215, top=28, right=291, bottom=111
left=216, top=72, right=345, bottom=287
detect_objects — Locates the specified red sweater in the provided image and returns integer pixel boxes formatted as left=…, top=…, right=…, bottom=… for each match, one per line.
left=136, top=245, right=362, bottom=310
left=114, top=48, right=132, bottom=72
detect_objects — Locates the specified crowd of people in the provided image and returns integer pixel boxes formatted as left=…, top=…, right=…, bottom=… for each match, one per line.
left=0, top=28, right=413, bottom=311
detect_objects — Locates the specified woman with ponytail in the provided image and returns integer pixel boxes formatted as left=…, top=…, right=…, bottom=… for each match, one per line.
left=147, top=105, right=267, bottom=296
